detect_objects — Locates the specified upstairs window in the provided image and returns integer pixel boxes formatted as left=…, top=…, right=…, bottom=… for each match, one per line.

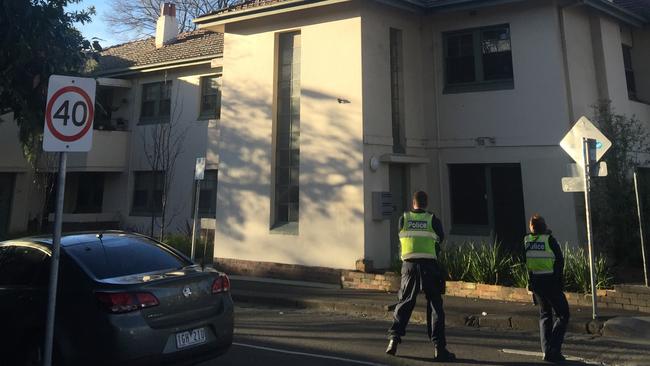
left=623, top=45, right=637, bottom=101
left=444, top=24, right=514, bottom=93
left=140, top=81, right=172, bottom=124
left=199, top=75, right=222, bottom=119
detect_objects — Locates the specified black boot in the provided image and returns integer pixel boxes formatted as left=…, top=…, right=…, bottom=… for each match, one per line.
left=543, top=352, right=566, bottom=363
left=385, top=339, right=399, bottom=356
left=434, top=347, right=456, bottom=362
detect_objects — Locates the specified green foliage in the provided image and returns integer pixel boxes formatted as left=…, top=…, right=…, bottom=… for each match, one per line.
left=466, top=241, right=513, bottom=285
left=509, top=262, right=529, bottom=288
left=164, top=234, right=214, bottom=264
left=563, top=244, right=614, bottom=293
left=591, top=100, right=650, bottom=266
left=438, top=244, right=472, bottom=281
left=0, top=0, right=99, bottom=159
left=438, top=241, right=614, bottom=293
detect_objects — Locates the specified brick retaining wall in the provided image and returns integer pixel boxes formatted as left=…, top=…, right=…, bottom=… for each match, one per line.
left=341, top=271, right=650, bottom=313
left=214, top=257, right=342, bottom=284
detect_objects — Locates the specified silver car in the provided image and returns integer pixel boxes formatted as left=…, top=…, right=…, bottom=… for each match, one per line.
left=0, top=231, right=234, bottom=365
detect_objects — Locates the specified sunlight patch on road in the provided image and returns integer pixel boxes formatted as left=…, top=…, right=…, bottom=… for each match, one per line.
left=233, top=342, right=389, bottom=366
left=501, top=349, right=604, bottom=365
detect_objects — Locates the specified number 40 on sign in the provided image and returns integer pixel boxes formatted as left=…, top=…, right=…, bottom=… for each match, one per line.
left=43, top=75, right=96, bottom=152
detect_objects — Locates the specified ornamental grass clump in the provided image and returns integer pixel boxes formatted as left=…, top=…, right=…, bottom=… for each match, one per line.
left=439, top=243, right=472, bottom=281
left=562, top=244, right=614, bottom=293
left=467, top=241, right=513, bottom=285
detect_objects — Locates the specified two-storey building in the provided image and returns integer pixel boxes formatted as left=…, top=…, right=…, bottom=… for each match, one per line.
left=192, top=0, right=650, bottom=273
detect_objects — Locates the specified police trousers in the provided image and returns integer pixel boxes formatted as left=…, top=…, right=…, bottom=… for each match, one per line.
left=388, top=259, right=446, bottom=349
left=532, top=283, right=570, bottom=355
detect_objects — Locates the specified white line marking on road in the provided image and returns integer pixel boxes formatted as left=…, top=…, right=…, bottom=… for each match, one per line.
left=233, top=342, right=389, bottom=366
left=500, top=349, right=604, bottom=365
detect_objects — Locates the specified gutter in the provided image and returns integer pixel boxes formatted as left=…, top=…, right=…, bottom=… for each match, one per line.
left=194, top=0, right=332, bottom=25
left=580, top=0, right=647, bottom=27
left=93, top=54, right=222, bottom=78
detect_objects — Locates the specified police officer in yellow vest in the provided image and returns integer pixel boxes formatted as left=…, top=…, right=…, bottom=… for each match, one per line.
left=524, top=214, right=570, bottom=363
left=386, top=191, right=455, bottom=362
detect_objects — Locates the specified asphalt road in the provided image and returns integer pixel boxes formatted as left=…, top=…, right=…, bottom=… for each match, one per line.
left=199, top=305, right=650, bottom=366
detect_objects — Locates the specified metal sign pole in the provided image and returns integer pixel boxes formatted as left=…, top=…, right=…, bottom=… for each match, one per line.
left=582, top=138, right=598, bottom=319
left=633, top=169, right=650, bottom=287
left=43, top=151, right=67, bottom=366
left=191, top=179, right=201, bottom=261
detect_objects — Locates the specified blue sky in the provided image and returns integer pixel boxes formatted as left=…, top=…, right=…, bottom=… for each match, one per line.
left=66, top=0, right=128, bottom=47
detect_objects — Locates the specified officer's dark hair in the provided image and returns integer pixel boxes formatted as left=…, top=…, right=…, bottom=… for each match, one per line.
left=530, top=214, right=547, bottom=234
left=413, top=191, right=428, bottom=209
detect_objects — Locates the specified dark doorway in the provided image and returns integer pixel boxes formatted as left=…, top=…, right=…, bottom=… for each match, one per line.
left=491, top=166, right=526, bottom=253
left=449, top=164, right=526, bottom=252
left=0, top=174, right=15, bottom=240
left=389, top=165, right=409, bottom=263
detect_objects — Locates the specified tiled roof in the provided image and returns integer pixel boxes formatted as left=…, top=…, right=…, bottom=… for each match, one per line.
left=614, top=0, right=650, bottom=20
left=93, top=29, right=223, bottom=74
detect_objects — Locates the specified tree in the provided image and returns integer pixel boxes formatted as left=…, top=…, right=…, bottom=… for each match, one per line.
left=104, top=0, right=239, bottom=38
left=140, top=83, right=189, bottom=240
left=0, top=0, right=99, bottom=159
left=591, top=100, right=650, bottom=267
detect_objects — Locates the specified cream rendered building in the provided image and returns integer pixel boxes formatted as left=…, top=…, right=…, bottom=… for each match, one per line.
left=193, top=0, right=650, bottom=272
left=0, top=5, right=224, bottom=241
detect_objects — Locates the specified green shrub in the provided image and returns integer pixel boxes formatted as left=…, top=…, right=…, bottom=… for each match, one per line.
left=439, top=244, right=472, bottom=281
left=467, top=241, right=513, bottom=285
left=164, top=234, right=213, bottom=264
left=563, top=244, right=614, bottom=293
left=510, top=262, right=529, bottom=288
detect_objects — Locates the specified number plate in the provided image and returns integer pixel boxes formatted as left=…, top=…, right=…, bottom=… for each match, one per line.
left=175, top=328, right=206, bottom=349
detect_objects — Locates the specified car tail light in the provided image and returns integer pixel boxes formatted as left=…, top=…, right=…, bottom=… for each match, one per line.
left=212, top=274, right=230, bottom=294
left=96, top=292, right=160, bottom=313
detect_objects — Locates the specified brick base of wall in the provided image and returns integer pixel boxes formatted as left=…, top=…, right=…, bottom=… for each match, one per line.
left=214, top=257, right=342, bottom=285
left=341, top=271, right=650, bottom=313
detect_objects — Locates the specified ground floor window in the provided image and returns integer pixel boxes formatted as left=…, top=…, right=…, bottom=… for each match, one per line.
left=192, top=170, right=218, bottom=218
left=131, top=171, right=164, bottom=216
left=449, top=163, right=526, bottom=251
left=75, top=173, right=104, bottom=213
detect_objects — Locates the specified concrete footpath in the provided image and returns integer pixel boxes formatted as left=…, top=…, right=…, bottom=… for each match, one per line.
left=229, top=276, right=649, bottom=341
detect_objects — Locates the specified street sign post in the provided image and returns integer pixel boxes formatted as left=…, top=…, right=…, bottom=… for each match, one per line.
left=560, top=116, right=611, bottom=320
left=191, top=157, right=206, bottom=261
left=42, top=75, right=95, bottom=366
left=633, top=169, right=650, bottom=287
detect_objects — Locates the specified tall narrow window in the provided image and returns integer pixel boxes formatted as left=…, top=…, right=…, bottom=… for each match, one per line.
left=390, top=28, right=405, bottom=154
left=199, top=75, right=221, bottom=119
left=623, top=45, right=637, bottom=100
left=273, top=31, right=301, bottom=229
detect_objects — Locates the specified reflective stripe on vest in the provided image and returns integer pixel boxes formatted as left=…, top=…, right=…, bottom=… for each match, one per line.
left=399, top=212, right=439, bottom=260
left=524, top=234, right=555, bottom=275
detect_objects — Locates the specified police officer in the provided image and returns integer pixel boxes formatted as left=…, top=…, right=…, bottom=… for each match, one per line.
left=386, top=191, right=455, bottom=362
left=524, top=214, right=570, bottom=363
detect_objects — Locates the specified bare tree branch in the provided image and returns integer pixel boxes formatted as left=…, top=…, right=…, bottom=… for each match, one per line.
left=104, top=0, right=239, bottom=39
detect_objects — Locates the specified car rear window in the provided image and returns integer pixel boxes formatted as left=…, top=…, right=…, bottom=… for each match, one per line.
left=64, top=236, right=189, bottom=280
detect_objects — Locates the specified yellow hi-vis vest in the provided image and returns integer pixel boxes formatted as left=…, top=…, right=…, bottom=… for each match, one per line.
left=399, top=212, right=439, bottom=260
left=524, top=234, right=555, bottom=275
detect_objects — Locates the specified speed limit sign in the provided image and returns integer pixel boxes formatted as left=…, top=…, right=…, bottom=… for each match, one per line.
left=43, top=75, right=96, bottom=152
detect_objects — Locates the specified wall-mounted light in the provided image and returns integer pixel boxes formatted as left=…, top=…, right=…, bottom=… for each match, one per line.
left=370, top=156, right=380, bottom=171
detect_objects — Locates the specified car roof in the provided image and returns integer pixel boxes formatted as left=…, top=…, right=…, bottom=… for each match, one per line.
left=1, top=231, right=153, bottom=248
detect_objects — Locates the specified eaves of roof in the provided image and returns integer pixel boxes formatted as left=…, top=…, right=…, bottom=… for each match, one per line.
left=194, top=0, right=648, bottom=26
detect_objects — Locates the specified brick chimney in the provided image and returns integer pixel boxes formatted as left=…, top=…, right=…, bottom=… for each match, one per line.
left=155, top=3, right=178, bottom=48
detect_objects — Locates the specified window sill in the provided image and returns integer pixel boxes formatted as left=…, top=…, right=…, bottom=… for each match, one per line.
left=138, top=118, right=170, bottom=125
left=270, top=222, right=299, bottom=236
left=629, top=97, right=650, bottom=106
left=197, top=115, right=220, bottom=121
left=130, top=212, right=162, bottom=217
left=443, top=80, right=514, bottom=94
